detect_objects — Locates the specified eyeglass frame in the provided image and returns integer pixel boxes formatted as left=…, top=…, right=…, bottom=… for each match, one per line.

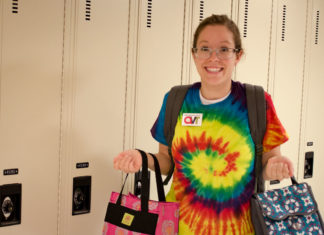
left=192, top=47, right=241, bottom=60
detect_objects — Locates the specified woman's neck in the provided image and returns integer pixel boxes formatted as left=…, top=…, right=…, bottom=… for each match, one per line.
left=200, top=81, right=232, bottom=100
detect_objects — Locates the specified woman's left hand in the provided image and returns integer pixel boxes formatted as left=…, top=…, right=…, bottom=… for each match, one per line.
left=263, top=155, right=294, bottom=181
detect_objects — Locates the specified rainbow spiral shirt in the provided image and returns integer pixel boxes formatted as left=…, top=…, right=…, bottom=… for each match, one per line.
left=151, top=81, right=288, bottom=235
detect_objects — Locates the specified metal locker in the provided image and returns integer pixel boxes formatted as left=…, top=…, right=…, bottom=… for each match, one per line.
left=131, top=0, right=185, bottom=152
left=0, top=0, right=64, bottom=234
left=234, top=0, right=273, bottom=88
left=268, top=0, right=308, bottom=189
left=59, top=0, right=129, bottom=234
left=126, top=0, right=186, bottom=199
left=299, top=0, right=324, bottom=213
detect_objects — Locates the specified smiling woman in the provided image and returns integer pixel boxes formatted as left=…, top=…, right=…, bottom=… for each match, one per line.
left=113, top=14, right=293, bottom=235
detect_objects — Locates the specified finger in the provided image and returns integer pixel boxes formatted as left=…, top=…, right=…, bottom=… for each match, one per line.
left=283, top=164, right=290, bottom=178
left=128, top=160, right=140, bottom=173
left=276, top=162, right=284, bottom=180
left=113, top=155, right=122, bottom=170
left=119, top=155, right=133, bottom=172
left=113, top=151, right=128, bottom=165
left=270, top=162, right=278, bottom=180
left=279, top=157, right=294, bottom=177
left=288, top=161, right=294, bottom=177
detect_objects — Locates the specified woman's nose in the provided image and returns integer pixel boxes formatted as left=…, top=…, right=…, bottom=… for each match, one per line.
left=209, top=50, right=220, bottom=61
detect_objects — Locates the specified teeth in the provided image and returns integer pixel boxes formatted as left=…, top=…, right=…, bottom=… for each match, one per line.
left=206, top=67, right=222, bottom=72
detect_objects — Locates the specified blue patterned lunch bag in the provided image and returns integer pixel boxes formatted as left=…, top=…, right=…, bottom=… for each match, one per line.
left=251, top=177, right=324, bottom=234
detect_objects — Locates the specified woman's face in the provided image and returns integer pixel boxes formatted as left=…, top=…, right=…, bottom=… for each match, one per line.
left=192, top=25, right=242, bottom=89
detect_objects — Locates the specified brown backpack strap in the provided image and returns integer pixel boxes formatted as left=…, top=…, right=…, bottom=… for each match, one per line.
left=163, top=84, right=192, bottom=185
left=245, top=83, right=267, bottom=193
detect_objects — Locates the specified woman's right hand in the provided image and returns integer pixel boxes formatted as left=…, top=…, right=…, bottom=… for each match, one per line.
left=113, top=149, right=142, bottom=173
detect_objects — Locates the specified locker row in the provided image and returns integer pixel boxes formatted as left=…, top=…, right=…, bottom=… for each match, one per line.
left=0, top=0, right=323, bottom=234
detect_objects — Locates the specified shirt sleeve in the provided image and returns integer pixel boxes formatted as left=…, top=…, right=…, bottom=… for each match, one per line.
left=150, top=92, right=169, bottom=146
left=263, top=92, right=289, bottom=152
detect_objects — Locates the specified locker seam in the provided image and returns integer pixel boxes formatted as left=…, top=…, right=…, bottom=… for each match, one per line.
left=232, top=0, right=239, bottom=82
left=266, top=0, right=275, bottom=92
left=57, top=0, right=68, bottom=234
left=230, top=0, right=233, bottom=19
left=298, top=0, right=310, bottom=180
left=187, top=0, right=194, bottom=84
left=180, top=0, right=187, bottom=85
left=121, top=0, right=136, bottom=190
left=0, top=0, right=3, bottom=119
left=122, top=0, right=131, bottom=152
left=269, top=0, right=279, bottom=96
left=133, top=0, right=141, bottom=151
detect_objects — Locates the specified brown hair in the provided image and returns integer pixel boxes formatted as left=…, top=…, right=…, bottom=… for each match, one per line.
left=192, top=14, right=242, bottom=51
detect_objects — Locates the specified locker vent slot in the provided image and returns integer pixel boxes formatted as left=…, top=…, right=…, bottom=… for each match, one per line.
left=281, top=5, right=287, bottom=41
left=12, top=0, right=18, bottom=14
left=199, top=1, right=204, bottom=22
left=243, top=0, right=249, bottom=38
left=85, top=0, right=91, bottom=21
left=147, top=0, right=152, bottom=28
left=315, top=11, right=320, bottom=45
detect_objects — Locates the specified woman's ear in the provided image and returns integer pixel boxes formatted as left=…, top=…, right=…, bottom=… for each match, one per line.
left=235, top=49, right=244, bottom=64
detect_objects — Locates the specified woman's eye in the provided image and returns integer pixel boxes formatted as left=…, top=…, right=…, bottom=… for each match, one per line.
left=220, top=47, right=230, bottom=52
left=200, top=47, right=210, bottom=52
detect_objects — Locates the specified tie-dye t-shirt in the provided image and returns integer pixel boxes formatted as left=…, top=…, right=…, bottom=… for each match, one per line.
left=151, top=81, right=288, bottom=235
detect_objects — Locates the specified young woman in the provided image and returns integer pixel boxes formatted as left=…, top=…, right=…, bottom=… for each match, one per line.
left=113, top=14, right=294, bottom=235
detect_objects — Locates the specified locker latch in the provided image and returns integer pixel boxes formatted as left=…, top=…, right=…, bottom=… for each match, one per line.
left=0, top=183, right=21, bottom=227
left=72, top=176, right=91, bottom=215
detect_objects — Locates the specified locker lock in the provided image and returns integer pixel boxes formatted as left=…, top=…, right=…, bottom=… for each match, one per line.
left=72, top=176, right=91, bottom=215
left=0, top=183, right=21, bottom=227
left=73, top=188, right=86, bottom=208
left=304, top=151, right=314, bottom=179
left=2, top=197, right=14, bottom=219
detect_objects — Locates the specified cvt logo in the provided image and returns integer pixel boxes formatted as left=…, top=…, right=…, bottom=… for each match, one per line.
left=182, top=113, right=203, bottom=126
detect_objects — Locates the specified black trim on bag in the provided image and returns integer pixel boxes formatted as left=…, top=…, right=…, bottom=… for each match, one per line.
left=251, top=194, right=270, bottom=234
left=105, top=202, right=158, bottom=234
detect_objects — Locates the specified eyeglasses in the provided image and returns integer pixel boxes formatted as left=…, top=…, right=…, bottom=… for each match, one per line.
left=192, top=47, right=241, bottom=60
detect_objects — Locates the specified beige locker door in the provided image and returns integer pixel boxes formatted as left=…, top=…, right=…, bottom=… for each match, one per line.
left=59, top=0, right=129, bottom=234
left=268, top=0, right=307, bottom=189
left=0, top=0, right=64, bottom=234
left=133, top=0, right=185, bottom=151
left=129, top=0, right=185, bottom=199
left=188, top=0, right=232, bottom=84
left=300, top=0, right=324, bottom=212
left=235, top=0, right=273, bottom=88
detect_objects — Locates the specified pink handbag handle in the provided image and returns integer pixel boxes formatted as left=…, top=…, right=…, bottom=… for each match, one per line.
left=149, top=153, right=166, bottom=202
left=116, top=150, right=166, bottom=212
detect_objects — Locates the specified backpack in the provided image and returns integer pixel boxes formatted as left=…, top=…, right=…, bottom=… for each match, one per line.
left=162, top=83, right=266, bottom=193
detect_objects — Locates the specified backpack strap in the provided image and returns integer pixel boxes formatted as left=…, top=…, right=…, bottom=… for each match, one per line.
left=245, top=83, right=267, bottom=193
left=163, top=84, right=192, bottom=185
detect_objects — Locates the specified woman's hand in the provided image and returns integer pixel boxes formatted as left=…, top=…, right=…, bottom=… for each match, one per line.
left=113, top=144, right=172, bottom=175
left=113, top=149, right=142, bottom=173
left=262, top=146, right=294, bottom=181
left=263, top=155, right=294, bottom=181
